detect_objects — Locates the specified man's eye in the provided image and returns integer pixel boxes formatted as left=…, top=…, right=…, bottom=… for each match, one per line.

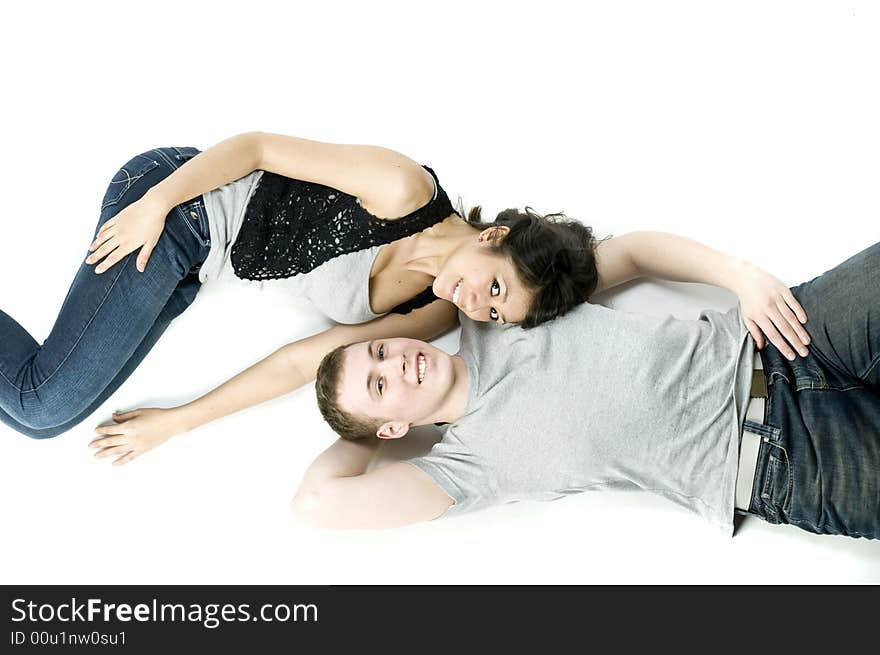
left=490, top=308, right=499, bottom=321
left=377, top=378, right=385, bottom=395
left=378, top=344, right=385, bottom=360
left=491, top=280, right=500, bottom=297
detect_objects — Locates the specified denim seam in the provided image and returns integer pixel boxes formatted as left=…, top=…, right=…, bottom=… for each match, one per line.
left=806, top=340, right=870, bottom=389
left=20, top=257, right=130, bottom=395
left=761, top=465, right=774, bottom=510
left=861, top=351, right=880, bottom=381
left=151, top=148, right=181, bottom=169
left=787, top=516, right=821, bottom=533
left=762, top=442, right=793, bottom=512
left=101, top=158, right=160, bottom=209
left=102, top=170, right=150, bottom=209
left=761, top=389, right=778, bottom=519
left=786, top=516, right=872, bottom=539
left=106, top=169, right=133, bottom=187
left=768, top=370, right=790, bottom=387
left=796, top=383, right=864, bottom=393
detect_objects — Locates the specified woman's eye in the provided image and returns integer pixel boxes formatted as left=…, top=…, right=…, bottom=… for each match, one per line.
left=378, top=344, right=385, bottom=361
left=377, top=378, right=385, bottom=395
left=491, top=280, right=501, bottom=297
left=490, top=308, right=499, bottom=321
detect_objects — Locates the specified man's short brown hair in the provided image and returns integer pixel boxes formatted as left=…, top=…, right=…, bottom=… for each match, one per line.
left=315, top=344, right=385, bottom=441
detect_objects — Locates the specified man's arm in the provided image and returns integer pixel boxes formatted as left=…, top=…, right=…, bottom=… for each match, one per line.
left=292, top=439, right=453, bottom=530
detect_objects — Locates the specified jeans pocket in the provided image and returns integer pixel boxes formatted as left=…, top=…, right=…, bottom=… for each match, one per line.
left=761, top=445, right=793, bottom=515
left=174, top=198, right=210, bottom=249
left=790, top=361, right=828, bottom=392
left=101, top=153, right=161, bottom=210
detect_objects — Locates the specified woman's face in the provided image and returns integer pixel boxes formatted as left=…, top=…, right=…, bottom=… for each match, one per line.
left=432, top=232, right=534, bottom=324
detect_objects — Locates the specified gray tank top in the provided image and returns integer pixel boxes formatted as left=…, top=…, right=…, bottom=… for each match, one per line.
left=199, top=171, right=382, bottom=324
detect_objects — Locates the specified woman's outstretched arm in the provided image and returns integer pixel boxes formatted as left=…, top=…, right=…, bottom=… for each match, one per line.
left=89, top=300, right=458, bottom=465
left=604, top=231, right=812, bottom=361
left=88, top=132, right=433, bottom=273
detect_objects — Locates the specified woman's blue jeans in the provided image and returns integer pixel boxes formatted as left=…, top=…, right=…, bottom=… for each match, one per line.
left=0, top=147, right=210, bottom=439
left=744, top=240, right=880, bottom=539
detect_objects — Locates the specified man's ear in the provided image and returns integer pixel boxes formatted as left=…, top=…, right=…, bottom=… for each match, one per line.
left=376, top=421, right=410, bottom=440
left=479, top=225, right=510, bottom=245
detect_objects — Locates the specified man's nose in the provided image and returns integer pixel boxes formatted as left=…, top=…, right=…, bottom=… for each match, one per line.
left=380, top=353, right=406, bottom=378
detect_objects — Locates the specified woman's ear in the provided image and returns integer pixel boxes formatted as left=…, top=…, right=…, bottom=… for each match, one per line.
left=479, top=225, right=510, bottom=245
left=376, top=421, right=410, bottom=440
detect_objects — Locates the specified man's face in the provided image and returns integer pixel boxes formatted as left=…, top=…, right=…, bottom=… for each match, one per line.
left=337, top=338, right=458, bottom=436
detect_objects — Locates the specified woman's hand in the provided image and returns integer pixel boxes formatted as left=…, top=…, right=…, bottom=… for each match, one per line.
left=89, top=408, right=186, bottom=465
left=733, top=259, right=811, bottom=360
left=86, top=192, right=169, bottom=274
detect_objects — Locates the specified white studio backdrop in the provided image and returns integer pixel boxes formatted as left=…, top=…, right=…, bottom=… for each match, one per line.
left=0, top=1, right=878, bottom=584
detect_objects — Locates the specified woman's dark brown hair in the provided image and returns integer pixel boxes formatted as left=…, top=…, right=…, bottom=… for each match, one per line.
left=466, top=206, right=604, bottom=328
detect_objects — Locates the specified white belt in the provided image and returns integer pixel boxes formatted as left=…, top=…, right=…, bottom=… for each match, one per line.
left=734, top=350, right=766, bottom=512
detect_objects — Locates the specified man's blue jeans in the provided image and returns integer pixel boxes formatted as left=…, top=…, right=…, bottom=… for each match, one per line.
left=0, top=147, right=210, bottom=439
left=744, top=240, right=880, bottom=539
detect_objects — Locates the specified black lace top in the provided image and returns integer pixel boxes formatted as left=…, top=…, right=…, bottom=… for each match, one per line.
left=231, top=166, right=455, bottom=284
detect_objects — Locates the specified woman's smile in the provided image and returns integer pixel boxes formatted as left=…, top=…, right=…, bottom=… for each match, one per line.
left=451, top=279, right=463, bottom=305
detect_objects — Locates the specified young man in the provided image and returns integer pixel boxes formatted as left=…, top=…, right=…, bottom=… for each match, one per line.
left=293, top=241, right=880, bottom=540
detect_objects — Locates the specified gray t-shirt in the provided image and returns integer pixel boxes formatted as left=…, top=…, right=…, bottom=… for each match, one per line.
left=199, top=171, right=382, bottom=324
left=407, top=301, right=755, bottom=536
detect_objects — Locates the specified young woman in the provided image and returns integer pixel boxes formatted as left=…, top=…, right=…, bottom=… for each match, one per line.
left=0, top=133, right=810, bottom=465
left=0, top=133, right=598, bottom=458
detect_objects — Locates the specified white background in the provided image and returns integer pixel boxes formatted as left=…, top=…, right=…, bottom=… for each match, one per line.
left=1, top=1, right=878, bottom=584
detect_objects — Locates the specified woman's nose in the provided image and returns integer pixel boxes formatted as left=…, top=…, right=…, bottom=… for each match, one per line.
left=463, top=288, right=483, bottom=314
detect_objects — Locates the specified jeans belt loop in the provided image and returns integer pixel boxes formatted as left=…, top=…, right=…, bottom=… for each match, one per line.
left=735, top=350, right=766, bottom=511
